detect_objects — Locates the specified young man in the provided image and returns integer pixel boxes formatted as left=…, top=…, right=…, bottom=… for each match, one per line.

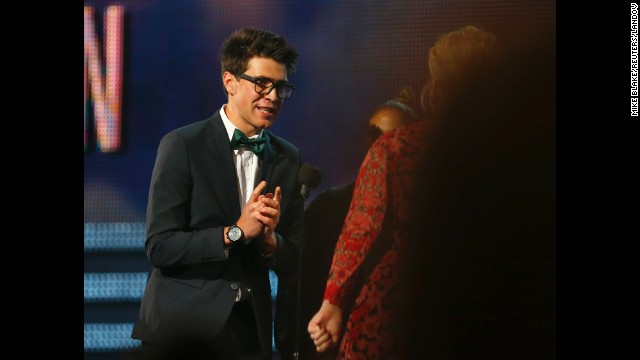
left=132, top=27, right=304, bottom=360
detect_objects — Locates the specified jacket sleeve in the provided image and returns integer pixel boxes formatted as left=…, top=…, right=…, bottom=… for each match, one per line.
left=144, top=131, right=227, bottom=268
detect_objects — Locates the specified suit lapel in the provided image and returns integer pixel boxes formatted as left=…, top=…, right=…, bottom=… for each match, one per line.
left=205, top=117, right=279, bottom=217
left=259, top=132, right=278, bottom=193
left=207, top=112, right=242, bottom=219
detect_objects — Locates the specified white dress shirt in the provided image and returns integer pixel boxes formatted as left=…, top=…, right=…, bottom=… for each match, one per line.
left=220, top=105, right=263, bottom=207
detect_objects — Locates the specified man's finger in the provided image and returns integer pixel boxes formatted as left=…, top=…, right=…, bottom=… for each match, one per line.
left=274, top=186, right=282, bottom=203
left=250, top=181, right=267, bottom=202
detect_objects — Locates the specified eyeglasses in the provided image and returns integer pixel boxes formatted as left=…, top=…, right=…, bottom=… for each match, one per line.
left=238, top=74, right=295, bottom=99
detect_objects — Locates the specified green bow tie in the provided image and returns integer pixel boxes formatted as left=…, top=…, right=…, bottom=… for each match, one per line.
left=230, top=129, right=267, bottom=158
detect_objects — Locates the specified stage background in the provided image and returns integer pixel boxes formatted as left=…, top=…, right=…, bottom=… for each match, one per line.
left=84, top=1, right=555, bottom=358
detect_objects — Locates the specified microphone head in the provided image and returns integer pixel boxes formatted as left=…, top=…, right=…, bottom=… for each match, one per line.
left=298, top=163, right=323, bottom=188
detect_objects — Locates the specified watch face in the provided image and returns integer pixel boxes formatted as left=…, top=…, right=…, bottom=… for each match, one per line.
left=228, top=226, right=242, bottom=241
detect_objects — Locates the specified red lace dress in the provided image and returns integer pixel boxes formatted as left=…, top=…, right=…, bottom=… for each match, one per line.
left=323, top=121, right=430, bottom=359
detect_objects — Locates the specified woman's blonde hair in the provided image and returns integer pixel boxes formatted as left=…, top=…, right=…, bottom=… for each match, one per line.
left=421, top=26, right=502, bottom=117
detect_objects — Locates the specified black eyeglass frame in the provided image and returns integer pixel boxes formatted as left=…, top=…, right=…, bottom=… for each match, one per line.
left=238, top=73, right=296, bottom=99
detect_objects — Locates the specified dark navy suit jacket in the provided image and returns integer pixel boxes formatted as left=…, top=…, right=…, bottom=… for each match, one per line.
left=131, top=110, right=304, bottom=359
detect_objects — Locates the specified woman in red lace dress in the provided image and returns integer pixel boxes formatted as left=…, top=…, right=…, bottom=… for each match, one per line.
left=307, top=26, right=502, bottom=359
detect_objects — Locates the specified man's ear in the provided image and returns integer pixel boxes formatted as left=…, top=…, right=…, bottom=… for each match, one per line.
left=223, top=71, right=236, bottom=96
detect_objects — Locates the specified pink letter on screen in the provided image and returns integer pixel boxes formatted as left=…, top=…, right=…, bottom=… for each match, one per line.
left=84, top=6, right=124, bottom=152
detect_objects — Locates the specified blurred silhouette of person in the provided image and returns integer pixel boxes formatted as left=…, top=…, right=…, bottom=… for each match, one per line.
left=307, top=26, right=503, bottom=359
left=399, top=28, right=555, bottom=359
left=299, top=87, right=420, bottom=360
left=131, top=28, right=304, bottom=360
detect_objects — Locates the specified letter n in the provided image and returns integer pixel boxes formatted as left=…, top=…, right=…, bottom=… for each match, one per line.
left=84, top=6, right=124, bottom=152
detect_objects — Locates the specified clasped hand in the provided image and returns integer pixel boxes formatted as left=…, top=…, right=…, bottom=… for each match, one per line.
left=236, top=181, right=281, bottom=253
left=308, top=299, right=342, bottom=353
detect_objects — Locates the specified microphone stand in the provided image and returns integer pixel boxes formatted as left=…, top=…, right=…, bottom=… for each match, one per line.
left=294, top=163, right=321, bottom=360
left=292, top=187, right=319, bottom=360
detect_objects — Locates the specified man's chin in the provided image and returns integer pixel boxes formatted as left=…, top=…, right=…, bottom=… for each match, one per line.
left=255, top=119, right=275, bottom=129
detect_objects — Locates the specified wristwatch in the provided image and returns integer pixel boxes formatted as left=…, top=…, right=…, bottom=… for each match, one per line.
left=226, top=224, right=245, bottom=243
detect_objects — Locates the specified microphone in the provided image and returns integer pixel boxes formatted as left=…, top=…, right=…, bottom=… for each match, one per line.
left=298, top=163, right=323, bottom=199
